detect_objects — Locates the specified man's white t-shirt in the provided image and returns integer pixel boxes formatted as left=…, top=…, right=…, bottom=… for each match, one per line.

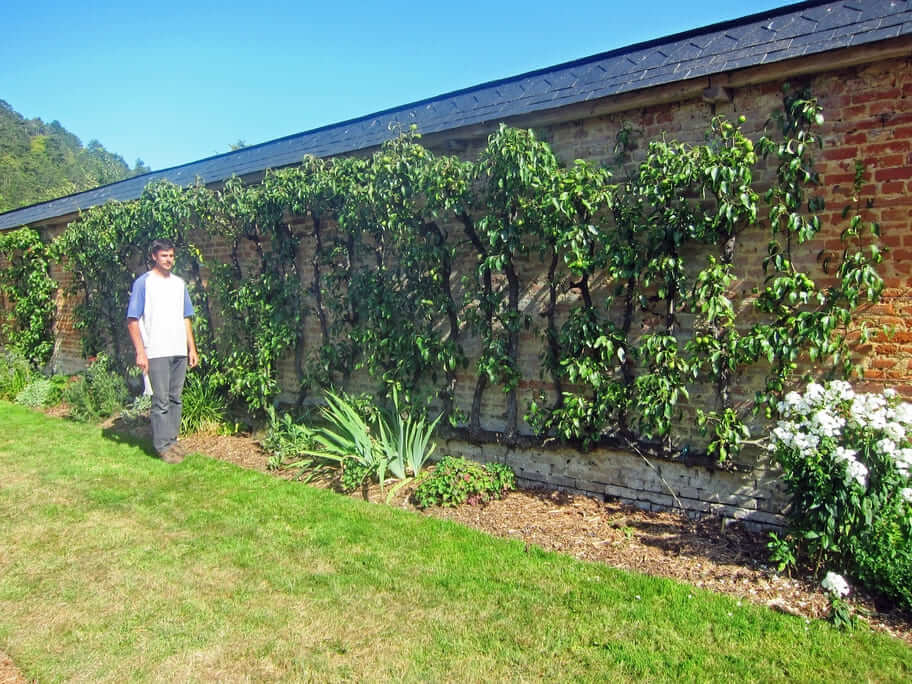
left=126, top=271, right=194, bottom=359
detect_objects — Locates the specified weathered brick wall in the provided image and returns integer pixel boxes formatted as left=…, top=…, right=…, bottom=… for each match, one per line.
left=15, top=52, right=911, bottom=527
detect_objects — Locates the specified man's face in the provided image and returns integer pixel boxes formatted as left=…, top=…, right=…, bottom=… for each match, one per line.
left=151, top=248, right=175, bottom=274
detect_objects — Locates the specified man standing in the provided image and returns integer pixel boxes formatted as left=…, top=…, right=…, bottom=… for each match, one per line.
left=127, top=238, right=198, bottom=463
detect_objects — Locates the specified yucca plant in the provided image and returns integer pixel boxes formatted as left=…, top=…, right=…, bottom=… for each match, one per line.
left=304, top=390, right=388, bottom=489
left=378, top=389, right=441, bottom=480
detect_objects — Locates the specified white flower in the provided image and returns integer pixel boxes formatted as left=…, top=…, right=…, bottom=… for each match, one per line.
left=901, top=488, right=912, bottom=504
left=895, top=448, right=912, bottom=462
left=822, top=571, right=850, bottom=597
left=893, top=402, right=912, bottom=426
left=806, top=383, right=825, bottom=405
left=827, top=380, right=855, bottom=402
left=849, top=393, right=888, bottom=430
left=884, top=388, right=897, bottom=399
left=832, top=446, right=857, bottom=463
left=810, top=409, right=844, bottom=438
left=845, top=459, right=869, bottom=489
left=793, top=431, right=819, bottom=455
left=884, top=421, right=906, bottom=443
left=876, top=438, right=897, bottom=457
left=779, top=392, right=807, bottom=418
left=894, top=449, right=912, bottom=477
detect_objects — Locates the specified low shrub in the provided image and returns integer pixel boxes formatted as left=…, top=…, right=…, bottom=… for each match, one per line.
left=121, top=394, right=151, bottom=420
left=0, top=349, right=33, bottom=400
left=261, top=407, right=337, bottom=482
left=180, top=373, right=228, bottom=435
left=339, top=457, right=373, bottom=493
left=14, top=374, right=67, bottom=407
left=412, top=456, right=516, bottom=509
left=768, top=380, right=912, bottom=610
left=63, top=353, right=128, bottom=421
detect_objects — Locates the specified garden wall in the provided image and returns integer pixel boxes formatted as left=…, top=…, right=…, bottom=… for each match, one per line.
left=27, top=50, right=912, bottom=528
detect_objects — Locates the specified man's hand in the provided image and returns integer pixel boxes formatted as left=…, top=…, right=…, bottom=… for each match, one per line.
left=185, top=318, right=199, bottom=368
left=135, top=349, right=149, bottom=374
left=126, top=318, right=148, bottom=373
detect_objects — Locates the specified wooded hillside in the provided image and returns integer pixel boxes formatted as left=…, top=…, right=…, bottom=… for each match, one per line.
left=0, top=100, right=148, bottom=213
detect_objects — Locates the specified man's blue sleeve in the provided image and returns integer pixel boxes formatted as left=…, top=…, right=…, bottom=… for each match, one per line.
left=126, top=273, right=147, bottom=319
left=183, top=287, right=194, bottom=318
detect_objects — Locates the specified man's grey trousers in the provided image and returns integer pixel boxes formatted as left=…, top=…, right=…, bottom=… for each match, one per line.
left=147, top=356, right=187, bottom=454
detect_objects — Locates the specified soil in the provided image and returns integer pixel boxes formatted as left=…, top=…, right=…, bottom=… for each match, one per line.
left=3, top=415, right=911, bottom=681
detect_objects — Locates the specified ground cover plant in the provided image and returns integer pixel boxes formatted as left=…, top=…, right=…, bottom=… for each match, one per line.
left=179, top=372, right=230, bottom=434
left=13, top=373, right=67, bottom=408
left=412, top=455, right=516, bottom=508
left=1, top=403, right=911, bottom=681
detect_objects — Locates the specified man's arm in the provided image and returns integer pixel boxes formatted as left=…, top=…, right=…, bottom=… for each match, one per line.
left=127, top=318, right=148, bottom=373
left=185, top=318, right=199, bottom=368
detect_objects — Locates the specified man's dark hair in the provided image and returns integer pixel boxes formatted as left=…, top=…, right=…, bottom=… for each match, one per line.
left=150, top=238, right=175, bottom=255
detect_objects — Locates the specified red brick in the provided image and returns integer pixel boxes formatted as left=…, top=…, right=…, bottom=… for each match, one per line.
left=881, top=208, right=912, bottom=222
left=864, top=140, right=912, bottom=156
left=821, top=146, right=858, bottom=161
left=881, top=181, right=906, bottom=194
left=867, top=154, right=907, bottom=168
left=852, top=89, right=901, bottom=104
left=880, top=233, right=904, bottom=248
left=874, top=167, right=912, bottom=182
left=842, top=104, right=869, bottom=119
left=824, top=172, right=856, bottom=185
left=869, top=101, right=900, bottom=117
left=843, top=132, right=868, bottom=145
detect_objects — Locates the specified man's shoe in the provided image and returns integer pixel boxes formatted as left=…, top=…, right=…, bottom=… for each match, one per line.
left=160, top=444, right=184, bottom=464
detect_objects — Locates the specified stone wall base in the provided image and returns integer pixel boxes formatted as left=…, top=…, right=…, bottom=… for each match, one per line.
left=443, top=438, right=787, bottom=531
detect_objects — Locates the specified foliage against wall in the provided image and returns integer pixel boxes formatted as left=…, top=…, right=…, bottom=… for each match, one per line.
left=37, top=89, right=884, bottom=463
left=0, top=227, right=57, bottom=365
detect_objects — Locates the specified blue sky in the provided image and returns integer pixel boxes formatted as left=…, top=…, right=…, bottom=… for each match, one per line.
left=2, top=0, right=786, bottom=171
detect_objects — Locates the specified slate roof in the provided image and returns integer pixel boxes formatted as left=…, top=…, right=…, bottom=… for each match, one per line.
left=2, top=0, right=911, bottom=232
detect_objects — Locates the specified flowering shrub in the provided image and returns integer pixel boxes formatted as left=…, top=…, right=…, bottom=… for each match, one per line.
left=821, top=570, right=850, bottom=597
left=821, top=571, right=854, bottom=629
left=769, top=381, right=912, bottom=610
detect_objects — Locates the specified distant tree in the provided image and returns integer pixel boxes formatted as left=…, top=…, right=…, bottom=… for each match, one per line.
left=229, top=140, right=247, bottom=151
left=0, top=101, right=142, bottom=213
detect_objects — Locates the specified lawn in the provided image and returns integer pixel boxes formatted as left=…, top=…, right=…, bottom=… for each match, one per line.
left=1, top=402, right=910, bottom=682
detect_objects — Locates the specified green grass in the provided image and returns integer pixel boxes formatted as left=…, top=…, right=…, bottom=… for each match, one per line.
left=1, top=402, right=910, bottom=682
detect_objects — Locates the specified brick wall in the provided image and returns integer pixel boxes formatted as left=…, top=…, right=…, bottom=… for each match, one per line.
left=16, top=52, right=911, bottom=527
